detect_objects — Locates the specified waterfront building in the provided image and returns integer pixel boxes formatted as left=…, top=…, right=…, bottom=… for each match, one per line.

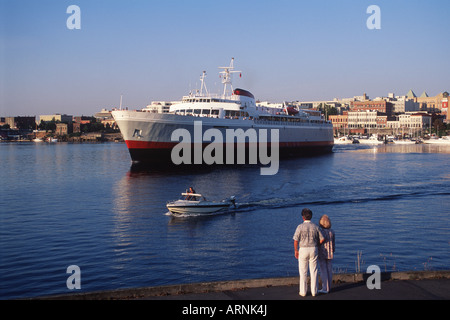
left=72, top=122, right=81, bottom=133
left=406, top=91, right=449, bottom=113
left=296, top=94, right=370, bottom=117
left=351, top=100, right=394, bottom=116
left=442, top=94, right=448, bottom=123
left=297, top=100, right=341, bottom=109
left=387, top=112, right=431, bottom=135
left=39, top=114, right=73, bottom=124
left=348, top=111, right=381, bottom=131
left=73, top=116, right=92, bottom=124
left=94, top=108, right=114, bottom=120
left=4, top=116, right=36, bottom=130
left=400, top=113, right=431, bottom=129
left=94, top=109, right=117, bottom=130
left=329, top=113, right=348, bottom=135
left=391, top=98, right=420, bottom=114
left=406, top=89, right=417, bottom=99
left=55, top=123, right=69, bottom=136
left=381, top=93, right=420, bottom=114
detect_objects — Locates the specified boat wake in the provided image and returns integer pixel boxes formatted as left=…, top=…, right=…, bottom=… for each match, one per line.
left=165, top=208, right=234, bottom=218
left=231, top=190, right=450, bottom=213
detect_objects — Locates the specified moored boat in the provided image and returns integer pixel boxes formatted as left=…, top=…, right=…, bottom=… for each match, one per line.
left=424, top=136, right=450, bottom=144
left=334, top=136, right=353, bottom=144
left=359, top=134, right=383, bottom=145
left=394, top=139, right=415, bottom=145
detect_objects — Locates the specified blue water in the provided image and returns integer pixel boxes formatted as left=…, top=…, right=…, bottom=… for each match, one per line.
left=1, top=142, right=449, bottom=299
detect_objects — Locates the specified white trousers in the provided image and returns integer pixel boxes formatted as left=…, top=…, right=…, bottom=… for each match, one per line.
left=298, top=247, right=318, bottom=296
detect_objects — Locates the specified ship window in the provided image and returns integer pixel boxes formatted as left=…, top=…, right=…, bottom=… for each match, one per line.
left=194, top=109, right=201, bottom=114
left=211, top=110, right=219, bottom=115
left=202, top=109, right=210, bottom=115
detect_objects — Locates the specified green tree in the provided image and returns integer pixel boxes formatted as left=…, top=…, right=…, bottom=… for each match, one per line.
left=317, top=103, right=338, bottom=120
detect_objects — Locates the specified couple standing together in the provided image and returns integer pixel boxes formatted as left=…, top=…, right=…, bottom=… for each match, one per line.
left=293, top=208, right=335, bottom=297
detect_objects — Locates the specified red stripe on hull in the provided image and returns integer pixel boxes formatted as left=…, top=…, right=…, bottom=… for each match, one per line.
left=126, top=140, right=176, bottom=149
left=126, top=140, right=334, bottom=149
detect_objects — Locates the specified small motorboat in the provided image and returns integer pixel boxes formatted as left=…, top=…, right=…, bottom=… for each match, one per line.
left=167, top=192, right=236, bottom=216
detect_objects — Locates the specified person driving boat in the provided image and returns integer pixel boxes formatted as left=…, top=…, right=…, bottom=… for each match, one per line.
left=185, top=187, right=198, bottom=201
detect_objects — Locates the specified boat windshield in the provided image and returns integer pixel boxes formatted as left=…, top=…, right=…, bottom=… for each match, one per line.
left=181, top=192, right=202, bottom=201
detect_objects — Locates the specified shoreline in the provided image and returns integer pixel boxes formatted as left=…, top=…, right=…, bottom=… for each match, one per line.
left=30, top=270, right=450, bottom=300
left=0, top=132, right=124, bottom=143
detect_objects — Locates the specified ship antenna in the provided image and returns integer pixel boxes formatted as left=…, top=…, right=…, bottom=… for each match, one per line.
left=218, top=57, right=241, bottom=98
left=199, top=71, right=209, bottom=96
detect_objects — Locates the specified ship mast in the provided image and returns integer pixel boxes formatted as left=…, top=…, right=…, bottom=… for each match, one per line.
left=218, top=58, right=241, bottom=99
left=199, top=71, right=209, bottom=97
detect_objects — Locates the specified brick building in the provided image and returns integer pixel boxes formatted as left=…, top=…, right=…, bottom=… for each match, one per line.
left=351, top=100, right=394, bottom=116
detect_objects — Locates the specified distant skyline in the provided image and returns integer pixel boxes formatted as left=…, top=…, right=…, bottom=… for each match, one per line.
left=1, top=0, right=449, bottom=116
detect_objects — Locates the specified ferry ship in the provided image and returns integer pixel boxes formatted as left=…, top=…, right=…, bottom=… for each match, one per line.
left=112, top=59, right=334, bottom=164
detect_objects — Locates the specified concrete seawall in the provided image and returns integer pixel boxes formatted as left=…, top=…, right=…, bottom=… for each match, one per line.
left=34, top=270, right=450, bottom=300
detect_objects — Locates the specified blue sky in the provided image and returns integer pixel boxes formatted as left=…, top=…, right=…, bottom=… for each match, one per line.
left=1, top=0, right=449, bottom=116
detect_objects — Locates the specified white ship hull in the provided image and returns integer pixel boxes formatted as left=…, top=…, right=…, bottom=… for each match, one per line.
left=112, top=111, right=334, bottom=164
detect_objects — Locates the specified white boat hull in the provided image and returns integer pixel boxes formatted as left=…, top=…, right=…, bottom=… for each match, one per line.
left=358, top=139, right=383, bottom=145
left=394, top=140, right=416, bottom=145
left=424, top=138, right=450, bottom=144
left=334, top=137, right=353, bottom=144
left=167, top=200, right=233, bottom=215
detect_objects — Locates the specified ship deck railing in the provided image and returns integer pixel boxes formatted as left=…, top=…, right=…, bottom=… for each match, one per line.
left=253, top=118, right=331, bottom=127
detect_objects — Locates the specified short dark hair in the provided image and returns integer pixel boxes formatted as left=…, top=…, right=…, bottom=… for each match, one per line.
left=301, top=208, right=313, bottom=220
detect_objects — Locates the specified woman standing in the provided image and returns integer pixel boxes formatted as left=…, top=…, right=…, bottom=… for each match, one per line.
left=318, top=215, right=335, bottom=294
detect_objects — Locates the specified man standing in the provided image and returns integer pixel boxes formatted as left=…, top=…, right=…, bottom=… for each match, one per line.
left=293, top=208, right=325, bottom=297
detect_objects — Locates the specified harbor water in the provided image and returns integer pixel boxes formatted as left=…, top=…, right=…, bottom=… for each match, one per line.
left=1, top=142, right=449, bottom=299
